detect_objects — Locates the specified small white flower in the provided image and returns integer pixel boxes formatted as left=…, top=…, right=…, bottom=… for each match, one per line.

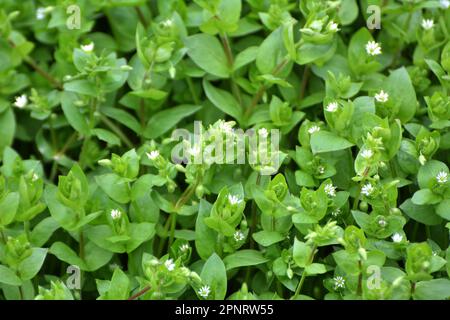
left=333, top=276, right=346, bottom=289
left=81, top=42, right=94, bottom=53
left=308, top=125, right=321, bottom=134
left=365, top=40, right=382, bottom=56
left=216, top=120, right=233, bottom=133
left=36, top=7, right=46, bottom=20
left=325, top=102, right=339, bottom=112
left=258, top=128, right=269, bottom=138
left=327, top=20, right=339, bottom=32
left=164, top=259, right=175, bottom=271
left=318, top=166, right=325, bottom=175
left=309, top=20, right=323, bottom=32
left=162, top=19, right=173, bottom=28
left=234, top=230, right=245, bottom=242
left=14, top=94, right=28, bottom=108
left=331, top=209, right=341, bottom=217
left=146, top=150, right=160, bottom=160
left=360, top=149, right=374, bottom=159
left=361, top=183, right=374, bottom=197
left=110, top=209, right=121, bottom=220
left=324, top=183, right=337, bottom=197
left=228, top=194, right=242, bottom=205
left=378, top=218, right=387, bottom=228
left=169, top=65, right=176, bottom=79
left=179, top=244, right=190, bottom=252
left=32, top=173, right=39, bottom=182
left=441, top=0, right=450, bottom=9
left=432, top=251, right=438, bottom=256
left=418, top=154, right=427, bottom=165
left=421, top=19, right=434, bottom=30
left=436, top=171, right=448, bottom=184
left=198, top=285, right=211, bottom=298
left=374, top=90, right=389, bottom=103
left=391, top=233, right=403, bottom=243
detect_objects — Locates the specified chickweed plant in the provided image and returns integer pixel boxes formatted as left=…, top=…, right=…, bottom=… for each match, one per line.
left=0, top=0, right=449, bottom=300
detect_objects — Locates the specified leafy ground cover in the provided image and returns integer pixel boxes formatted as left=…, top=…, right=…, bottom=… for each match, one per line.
left=0, top=0, right=450, bottom=300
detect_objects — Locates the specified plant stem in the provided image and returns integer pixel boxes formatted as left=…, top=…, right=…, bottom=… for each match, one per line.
left=156, top=215, right=173, bottom=257
left=24, top=57, right=63, bottom=90
left=79, top=231, right=85, bottom=260
left=220, top=33, right=242, bottom=106
left=353, top=167, right=370, bottom=210
left=139, top=98, right=146, bottom=143
left=292, top=244, right=317, bottom=299
left=134, top=7, right=148, bottom=28
left=298, top=66, right=310, bottom=101
left=357, top=260, right=363, bottom=296
left=100, top=114, right=134, bottom=148
left=18, top=285, right=24, bottom=300
left=186, top=77, right=200, bottom=105
left=168, top=213, right=177, bottom=250
left=244, top=57, right=290, bottom=118
left=128, top=285, right=151, bottom=300
left=0, top=229, right=6, bottom=243
left=24, top=221, right=30, bottom=240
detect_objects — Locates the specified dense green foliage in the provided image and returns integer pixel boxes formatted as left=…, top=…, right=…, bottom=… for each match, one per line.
left=0, top=0, right=450, bottom=300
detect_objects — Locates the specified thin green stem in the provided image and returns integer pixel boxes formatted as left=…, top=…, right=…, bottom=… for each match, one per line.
left=135, top=6, right=148, bottom=28
left=220, top=33, right=242, bottom=106
left=357, top=260, right=363, bottom=296
left=186, top=77, right=200, bottom=105
left=100, top=115, right=134, bottom=149
left=292, top=244, right=317, bottom=299
left=168, top=212, right=177, bottom=250
left=244, top=56, right=290, bottom=119
left=353, top=167, right=371, bottom=210
left=128, top=285, right=151, bottom=300
left=79, top=231, right=85, bottom=260
left=157, top=216, right=173, bottom=257
left=24, top=221, right=30, bottom=240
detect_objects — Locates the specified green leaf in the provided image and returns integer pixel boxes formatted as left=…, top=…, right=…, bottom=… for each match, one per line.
left=256, top=27, right=287, bottom=75
left=0, top=108, right=15, bottom=156
left=203, top=80, right=242, bottom=122
left=101, top=107, right=141, bottom=134
left=101, top=268, right=130, bottom=300
left=293, top=238, right=312, bottom=268
left=305, top=263, right=327, bottom=275
left=64, top=80, right=97, bottom=96
left=436, top=199, right=450, bottom=220
left=413, top=279, right=450, bottom=300
left=185, top=34, right=230, bottom=78
left=61, top=92, right=90, bottom=136
left=411, top=189, right=441, bottom=205
left=400, top=199, right=442, bottom=226
left=233, top=46, right=258, bottom=71
left=18, top=248, right=48, bottom=281
left=92, top=128, right=121, bottom=146
left=200, top=253, right=227, bottom=299
left=144, top=104, right=202, bottom=139
left=310, top=130, right=354, bottom=154
left=252, top=230, right=285, bottom=247
left=0, top=265, right=22, bottom=286
left=223, top=250, right=269, bottom=270
left=0, top=192, right=19, bottom=226
left=384, top=67, right=417, bottom=123
left=131, top=88, right=168, bottom=100
left=30, top=217, right=60, bottom=247
left=195, top=200, right=217, bottom=260
left=95, top=173, right=131, bottom=204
